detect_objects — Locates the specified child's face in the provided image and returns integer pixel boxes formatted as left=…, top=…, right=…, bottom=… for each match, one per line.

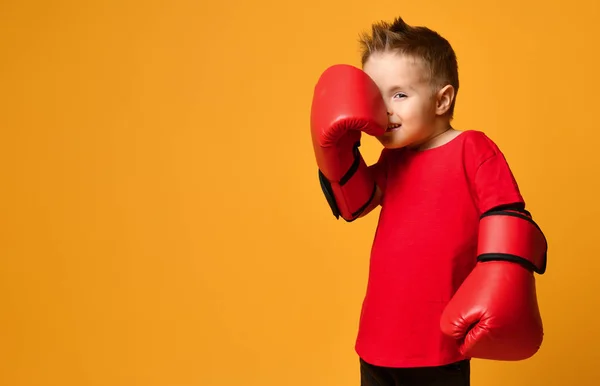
left=363, top=51, right=441, bottom=149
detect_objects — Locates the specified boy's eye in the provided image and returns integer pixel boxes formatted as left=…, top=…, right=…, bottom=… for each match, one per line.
left=393, top=93, right=407, bottom=99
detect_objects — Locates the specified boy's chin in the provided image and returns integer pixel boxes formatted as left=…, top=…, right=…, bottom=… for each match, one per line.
left=376, top=134, right=408, bottom=149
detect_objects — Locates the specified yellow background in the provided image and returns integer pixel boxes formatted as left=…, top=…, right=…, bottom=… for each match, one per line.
left=1, top=0, right=598, bottom=385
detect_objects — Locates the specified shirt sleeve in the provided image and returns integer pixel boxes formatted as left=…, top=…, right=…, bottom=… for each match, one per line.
left=466, top=132, right=525, bottom=214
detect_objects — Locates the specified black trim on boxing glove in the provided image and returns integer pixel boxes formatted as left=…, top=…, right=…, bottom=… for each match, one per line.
left=339, top=141, right=362, bottom=185
left=318, top=169, right=377, bottom=221
left=318, top=168, right=340, bottom=219
left=317, top=141, right=377, bottom=222
left=478, top=252, right=546, bottom=275
left=486, top=202, right=528, bottom=215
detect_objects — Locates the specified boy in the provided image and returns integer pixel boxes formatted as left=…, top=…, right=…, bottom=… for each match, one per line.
left=309, top=17, right=548, bottom=386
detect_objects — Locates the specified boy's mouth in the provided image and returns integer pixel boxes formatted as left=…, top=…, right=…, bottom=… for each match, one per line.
left=387, top=124, right=401, bottom=132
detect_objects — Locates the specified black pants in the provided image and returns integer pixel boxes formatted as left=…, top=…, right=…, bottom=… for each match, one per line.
left=360, top=358, right=470, bottom=386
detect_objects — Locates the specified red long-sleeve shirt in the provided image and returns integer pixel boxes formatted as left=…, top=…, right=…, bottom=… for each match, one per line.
left=355, top=130, right=525, bottom=368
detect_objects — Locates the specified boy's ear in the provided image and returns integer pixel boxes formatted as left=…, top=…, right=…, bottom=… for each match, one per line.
left=435, top=85, right=455, bottom=116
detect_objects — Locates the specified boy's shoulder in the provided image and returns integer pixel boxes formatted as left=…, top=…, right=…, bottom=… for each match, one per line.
left=459, top=129, right=503, bottom=163
left=460, top=129, right=497, bottom=147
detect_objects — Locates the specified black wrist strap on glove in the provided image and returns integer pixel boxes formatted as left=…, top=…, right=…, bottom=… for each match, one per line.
left=317, top=141, right=377, bottom=222
left=477, top=204, right=548, bottom=274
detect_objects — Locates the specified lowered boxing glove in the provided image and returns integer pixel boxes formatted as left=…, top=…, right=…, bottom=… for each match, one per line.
left=440, top=208, right=548, bottom=361
left=310, top=64, right=387, bottom=221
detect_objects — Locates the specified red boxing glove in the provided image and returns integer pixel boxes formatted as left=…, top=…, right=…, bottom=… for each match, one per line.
left=310, top=64, right=387, bottom=221
left=440, top=208, right=548, bottom=361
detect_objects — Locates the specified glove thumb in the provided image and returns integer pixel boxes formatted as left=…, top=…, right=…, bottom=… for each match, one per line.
left=440, top=305, right=485, bottom=353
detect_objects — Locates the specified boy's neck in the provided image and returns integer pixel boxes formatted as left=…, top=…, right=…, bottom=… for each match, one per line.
left=410, top=120, right=456, bottom=151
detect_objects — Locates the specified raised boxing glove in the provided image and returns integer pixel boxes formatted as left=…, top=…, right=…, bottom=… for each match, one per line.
left=440, top=208, right=548, bottom=361
left=310, top=64, right=387, bottom=221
